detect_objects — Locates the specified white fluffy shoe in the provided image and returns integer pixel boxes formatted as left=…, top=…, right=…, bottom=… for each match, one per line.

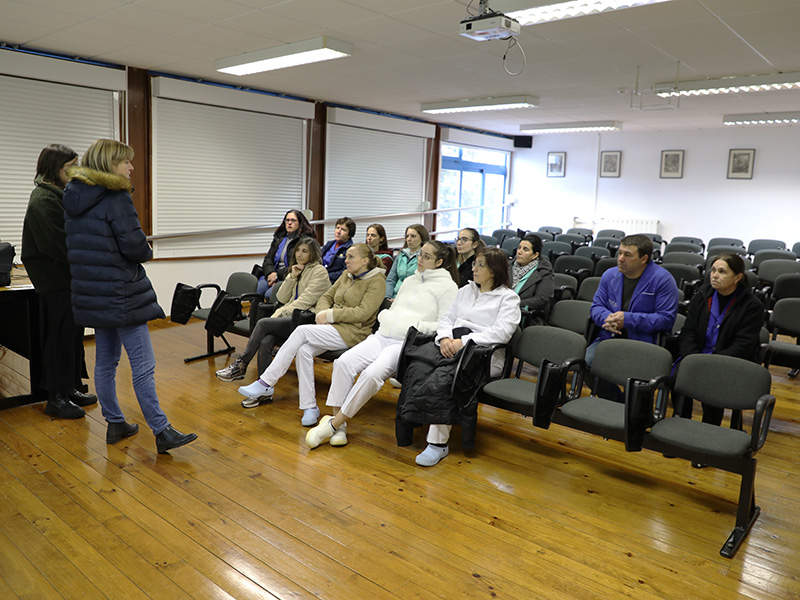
left=301, top=406, right=320, bottom=427
left=329, top=422, right=347, bottom=447
left=415, top=444, right=449, bottom=467
left=306, top=416, right=335, bottom=449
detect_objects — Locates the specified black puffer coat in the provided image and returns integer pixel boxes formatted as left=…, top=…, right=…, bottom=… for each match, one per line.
left=63, top=167, right=164, bottom=328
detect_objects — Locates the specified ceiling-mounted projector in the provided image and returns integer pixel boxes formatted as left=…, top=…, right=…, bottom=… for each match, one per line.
left=460, top=12, right=521, bottom=41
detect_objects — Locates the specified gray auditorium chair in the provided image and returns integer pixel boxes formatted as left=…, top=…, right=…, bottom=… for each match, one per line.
left=547, top=299, right=592, bottom=336
left=542, top=240, right=572, bottom=264
left=480, top=326, right=587, bottom=418
left=492, top=228, right=517, bottom=245
left=567, top=227, right=593, bottom=243
left=661, top=251, right=705, bottom=270
left=663, top=241, right=703, bottom=255
left=752, top=249, right=797, bottom=270
left=594, top=257, right=618, bottom=277
left=555, top=233, right=588, bottom=253
left=670, top=236, right=705, bottom=251
left=644, top=353, right=774, bottom=558
left=763, top=297, right=800, bottom=376
left=596, top=229, right=625, bottom=239
left=708, top=237, right=745, bottom=250
left=747, top=238, right=786, bottom=257
left=553, top=254, right=594, bottom=286
left=575, top=245, right=610, bottom=264
left=538, top=225, right=562, bottom=236
left=577, top=276, right=601, bottom=302
left=185, top=271, right=259, bottom=363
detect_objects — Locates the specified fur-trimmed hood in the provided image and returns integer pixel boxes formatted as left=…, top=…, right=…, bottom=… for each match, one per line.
left=63, top=166, right=133, bottom=218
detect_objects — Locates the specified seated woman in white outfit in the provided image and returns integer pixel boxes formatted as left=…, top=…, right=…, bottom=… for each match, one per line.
left=406, top=247, right=520, bottom=467
left=305, top=240, right=460, bottom=449
left=238, top=244, right=386, bottom=426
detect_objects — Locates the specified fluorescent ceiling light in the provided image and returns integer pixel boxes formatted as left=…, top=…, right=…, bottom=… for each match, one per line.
left=656, top=71, right=800, bottom=97
left=501, top=0, right=674, bottom=26
left=520, top=120, right=621, bottom=133
left=421, top=95, right=538, bottom=114
left=723, top=112, right=800, bottom=126
left=216, top=37, right=351, bottom=76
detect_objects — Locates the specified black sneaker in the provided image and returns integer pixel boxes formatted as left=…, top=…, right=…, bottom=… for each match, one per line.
left=68, top=389, right=98, bottom=407
left=216, top=357, right=247, bottom=381
left=44, top=394, right=85, bottom=419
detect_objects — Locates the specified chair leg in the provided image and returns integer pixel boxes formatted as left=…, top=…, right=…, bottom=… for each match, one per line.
left=788, top=368, right=799, bottom=378
left=184, top=331, right=235, bottom=363
left=720, top=459, right=760, bottom=558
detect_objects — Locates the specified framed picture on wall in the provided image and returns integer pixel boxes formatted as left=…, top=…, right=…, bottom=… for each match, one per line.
left=600, top=151, right=621, bottom=177
left=660, top=150, right=684, bottom=179
left=547, top=151, right=566, bottom=177
left=727, top=149, right=755, bottom=179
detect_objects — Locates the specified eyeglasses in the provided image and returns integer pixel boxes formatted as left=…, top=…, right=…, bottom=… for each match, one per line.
left=419, top=252, right=436, bottom=261
left=457, top=236, right=473, bottom=243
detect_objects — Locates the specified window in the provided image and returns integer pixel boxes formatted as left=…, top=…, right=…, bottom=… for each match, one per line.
left=438, top=143, right=509, bottom=238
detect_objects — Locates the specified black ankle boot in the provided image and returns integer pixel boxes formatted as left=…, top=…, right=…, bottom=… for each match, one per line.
left=44, top=394, right=85, bottom=419
left=155, top=426, right=197, bottom=454
left=107, top=421, right=139, bottom=444
left=68, top=389, right=98, bottom=407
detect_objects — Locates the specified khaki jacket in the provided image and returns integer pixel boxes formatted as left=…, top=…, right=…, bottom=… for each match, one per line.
left=317, top=266, right=386, bottom=347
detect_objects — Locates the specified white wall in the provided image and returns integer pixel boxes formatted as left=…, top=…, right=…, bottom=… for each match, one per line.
left=509, top=127, right=800, bottom=247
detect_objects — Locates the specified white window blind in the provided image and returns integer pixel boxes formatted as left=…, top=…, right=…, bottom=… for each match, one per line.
left=152, top=98, right=305, bottom=258
left=0, top=74, right=117, bottom=251
left=325, top=123, right=427, bottom=245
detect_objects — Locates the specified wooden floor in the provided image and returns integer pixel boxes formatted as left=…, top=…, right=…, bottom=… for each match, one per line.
left=1, top=319, right=799, bottom=600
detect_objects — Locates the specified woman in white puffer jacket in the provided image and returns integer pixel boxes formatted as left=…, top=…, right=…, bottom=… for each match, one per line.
left=306, top=240, right=460, bottom=449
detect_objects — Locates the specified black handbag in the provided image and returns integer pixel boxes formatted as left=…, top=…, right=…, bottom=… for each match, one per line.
left=204, top=290, right=242, bottom=336
left=170, top=283, right=201, bottom=324
left=290, top=308, right=316, bottom=330
left=0, top=242, right=15, bottom=287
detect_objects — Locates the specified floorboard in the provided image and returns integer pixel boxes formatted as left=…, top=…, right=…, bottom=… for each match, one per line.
left=1, top=318, right=799, bottom=599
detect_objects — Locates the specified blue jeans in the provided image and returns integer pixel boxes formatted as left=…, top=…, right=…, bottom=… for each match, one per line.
left=94, top=323, right=169, bottom=435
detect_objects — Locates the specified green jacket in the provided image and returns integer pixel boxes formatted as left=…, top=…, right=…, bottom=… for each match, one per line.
left=21, top=180, right=71, bottom=293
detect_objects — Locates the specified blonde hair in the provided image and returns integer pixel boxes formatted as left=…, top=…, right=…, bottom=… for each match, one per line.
left=350, top=243, right=381, bottom=270
left=82, top=139, right=134, bottom=175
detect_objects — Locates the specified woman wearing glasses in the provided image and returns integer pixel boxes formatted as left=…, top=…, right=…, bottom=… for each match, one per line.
left=257, top=209, right=315, bottom=297
left=455, top=227, right=485, bottom=288
left=306, top=240, right=459, bottom=449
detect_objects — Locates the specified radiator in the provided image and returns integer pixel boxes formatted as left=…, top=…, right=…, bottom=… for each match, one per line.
left=593, top=218, right=660, bottom=235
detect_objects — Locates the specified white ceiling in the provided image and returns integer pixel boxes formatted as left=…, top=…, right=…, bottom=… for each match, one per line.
left=3, top=0, right=800, bottom=135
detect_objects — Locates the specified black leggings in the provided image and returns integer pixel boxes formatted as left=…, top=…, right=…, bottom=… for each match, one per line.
left=39, top=290, right=85, bottom=394
left=241, top=316, right=294, bottom=374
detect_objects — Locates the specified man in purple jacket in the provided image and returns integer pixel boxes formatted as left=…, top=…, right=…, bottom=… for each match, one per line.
left=587, top=234, right=679, bottom=398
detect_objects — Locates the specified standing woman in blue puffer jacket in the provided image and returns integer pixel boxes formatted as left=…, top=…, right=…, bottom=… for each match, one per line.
left=63, top=139, right=197, bottom=455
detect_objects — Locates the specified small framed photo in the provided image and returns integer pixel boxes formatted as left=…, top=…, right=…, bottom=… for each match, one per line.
left=728, top=149, right=755, bottom=179
left=600, top=151, right=621, bottom=178
left=547, top=151, right=566, bottom=177
left=660, top=150, right=684, bottom=179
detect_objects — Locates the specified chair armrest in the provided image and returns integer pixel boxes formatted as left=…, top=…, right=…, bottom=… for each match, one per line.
left=195, top=283, right=222, bottom=309
left=520, top=306, right=546, bottom=328
left=624, top=374, right=673, bottom=451
left=751, top=394, right=776, bottom=453
left=532, top=358, right=566, bottom=429
left=554, top=285, right=577, bottom=302
left=560, top=357, right=586, bottom=402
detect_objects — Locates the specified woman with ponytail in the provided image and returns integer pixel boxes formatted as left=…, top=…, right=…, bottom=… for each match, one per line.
left=237, top=243, right=386, bottom=426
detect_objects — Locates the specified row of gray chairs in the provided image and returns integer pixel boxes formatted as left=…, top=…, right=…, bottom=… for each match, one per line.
left=477, top=323, right=774, bottom=559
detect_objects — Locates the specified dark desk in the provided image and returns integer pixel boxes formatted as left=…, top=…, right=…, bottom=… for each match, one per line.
left=0, top=282, right=45, bottom=409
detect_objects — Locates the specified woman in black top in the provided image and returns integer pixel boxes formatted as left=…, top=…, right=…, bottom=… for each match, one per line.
left=257, top=209, right=315, bottom=297
left=455, top=227, right=484, bottom=287
left=675, top=253, right=764, bottom=425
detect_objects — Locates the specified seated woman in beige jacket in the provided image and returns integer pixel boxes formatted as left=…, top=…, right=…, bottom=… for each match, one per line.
left=237, top=243, right=386, bottom=426
left=216, top=237, right=330, bottom=397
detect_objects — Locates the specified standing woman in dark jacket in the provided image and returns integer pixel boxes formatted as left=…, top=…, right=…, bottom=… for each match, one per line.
left=675, top=253, right=764, bottom=425
left=63, top=139, right=196, bottom=454
left=510, top=234, right=555, bottom=325
left=258, top=209, right=315, bottom=297
left=21, top=144, right=97, bottom=419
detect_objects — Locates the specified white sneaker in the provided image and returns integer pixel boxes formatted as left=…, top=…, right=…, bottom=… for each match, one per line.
left=388, top=377, right=402, bottom=388
left=329, top=422, right=347, bottom=447
left=306, top=416, right=335, bottom=449
left=415, top=444, right=449, bottom=467
left=238, top=380, right=274, bottom=408
left=301, top=406, right=320, bottom=427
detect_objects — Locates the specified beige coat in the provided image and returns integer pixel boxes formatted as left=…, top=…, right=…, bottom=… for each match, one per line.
left=273, top=262, right=330, bottom=318
left=316, top=266, right=386, bottom=347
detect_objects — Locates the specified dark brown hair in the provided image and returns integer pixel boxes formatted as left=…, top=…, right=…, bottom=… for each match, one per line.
left=475, top=247, right=511, bottom=290
left=36, top=144, right=78, bottom=188
left=336, top=216, right=356, bottom=239
left=404, top=224, right=430, bottom=248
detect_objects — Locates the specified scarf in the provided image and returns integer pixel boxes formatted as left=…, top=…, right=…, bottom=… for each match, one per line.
left=511, top=258, right=539, bottom=289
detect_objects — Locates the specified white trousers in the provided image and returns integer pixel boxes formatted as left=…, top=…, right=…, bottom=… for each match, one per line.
left=326, top=333, right=402, bottom=419
left=426, top=425, right=451, bottom=444
left=260, top=324, right=347, bottom=410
